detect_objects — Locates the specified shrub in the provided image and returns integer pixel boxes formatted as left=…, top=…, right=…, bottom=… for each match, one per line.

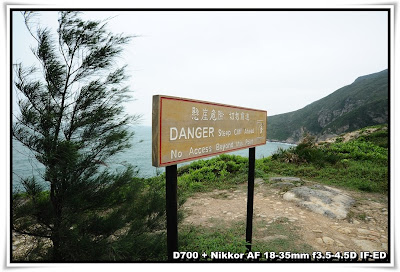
left=272, top=134, right=339, bottom=167
left=176, top=155, right=248, bottom=195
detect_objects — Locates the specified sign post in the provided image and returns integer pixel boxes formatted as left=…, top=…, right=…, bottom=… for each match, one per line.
left=152, top=95, right=267, bottom=260
left=166, top=165, right=178, bottom=261
left=246, top=147, right=256, bottom=253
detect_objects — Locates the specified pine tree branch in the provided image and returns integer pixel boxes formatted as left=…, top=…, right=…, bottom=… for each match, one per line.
left=13, top=229, right=52, bottom=239
left=22, top=12, right=40, bottom=44
left=13, top=114, right=46, bottom=138
left=12, top=132, right=45, bottom=156
left=14, top=65, right=44, bottom=115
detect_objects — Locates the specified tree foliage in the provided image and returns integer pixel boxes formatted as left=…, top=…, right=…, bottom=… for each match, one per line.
left=12, top=11, right=166, bottom=261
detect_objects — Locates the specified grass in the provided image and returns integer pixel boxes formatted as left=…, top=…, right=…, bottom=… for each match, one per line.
left=179, top=217, right=314, bottom=261
left=179, top=222, right=248, bottom=258
left=257, top=157, right=387, bottom=193
left=252, top=217, right=314, bottom=256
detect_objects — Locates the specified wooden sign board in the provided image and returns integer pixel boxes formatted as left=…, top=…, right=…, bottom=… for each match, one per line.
left=152, top=95, right=267, bottom=167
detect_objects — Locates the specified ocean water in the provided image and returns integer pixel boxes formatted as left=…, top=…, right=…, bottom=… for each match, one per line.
left=12, top=126, right=294, bottom=192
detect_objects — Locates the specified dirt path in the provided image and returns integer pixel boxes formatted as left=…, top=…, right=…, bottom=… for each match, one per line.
left=182, top=178, right=389, bottom=254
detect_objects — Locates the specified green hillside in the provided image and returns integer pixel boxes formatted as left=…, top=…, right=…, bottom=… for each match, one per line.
left=268, top=69, right=389, bottom=143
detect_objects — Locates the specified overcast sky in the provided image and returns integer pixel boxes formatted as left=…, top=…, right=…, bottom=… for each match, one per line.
left=12, top=9, right=388, bottom=126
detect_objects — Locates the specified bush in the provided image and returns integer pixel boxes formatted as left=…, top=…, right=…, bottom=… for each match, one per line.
left=272, top=134, right=339, bottom=167
left=177, top=155, right=248, bottom=195
left=328, top=140, right=388, bottom=165
left=358, top=124, right=389, bottom=148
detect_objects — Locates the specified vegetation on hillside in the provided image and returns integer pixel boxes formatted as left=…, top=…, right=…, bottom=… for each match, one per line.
left=261, top=124, right=388, bottom=193
left=267, top=69, right=388, bottom=142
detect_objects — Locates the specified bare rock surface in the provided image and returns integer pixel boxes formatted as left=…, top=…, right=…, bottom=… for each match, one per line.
left=283, top=184, right=355, bottom=219
left=269, top=176, right=304, bottom=190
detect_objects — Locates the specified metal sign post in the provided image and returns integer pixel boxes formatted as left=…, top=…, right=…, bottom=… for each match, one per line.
left=166, top=165, right=178, bottom=261
left=246, top=147, right=256, bottom=253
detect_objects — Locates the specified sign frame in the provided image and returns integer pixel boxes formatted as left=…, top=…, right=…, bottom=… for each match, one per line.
left=152, top=95, right=267, bottom=167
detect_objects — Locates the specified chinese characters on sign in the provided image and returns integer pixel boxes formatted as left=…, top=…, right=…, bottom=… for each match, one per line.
left=152, top=95, right=267, bottom=167
left=191, top=106, right=251, bottom=122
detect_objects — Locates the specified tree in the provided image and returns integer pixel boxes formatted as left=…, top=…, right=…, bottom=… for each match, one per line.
left=12, top=11, right=166, bottom=261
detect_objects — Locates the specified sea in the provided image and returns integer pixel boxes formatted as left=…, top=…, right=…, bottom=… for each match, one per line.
left=12, top=126, right=294, bottom=192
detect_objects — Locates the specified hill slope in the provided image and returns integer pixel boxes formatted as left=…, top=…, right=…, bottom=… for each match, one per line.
left=267, top=69, right=389, bottom=143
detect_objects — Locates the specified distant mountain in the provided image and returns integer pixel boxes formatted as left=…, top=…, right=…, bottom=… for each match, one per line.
left=267, top=69, right=389, bottom=143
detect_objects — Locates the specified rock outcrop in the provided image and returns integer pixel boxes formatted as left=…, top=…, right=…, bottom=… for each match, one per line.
left=282, top=184, right=355, bottom=219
